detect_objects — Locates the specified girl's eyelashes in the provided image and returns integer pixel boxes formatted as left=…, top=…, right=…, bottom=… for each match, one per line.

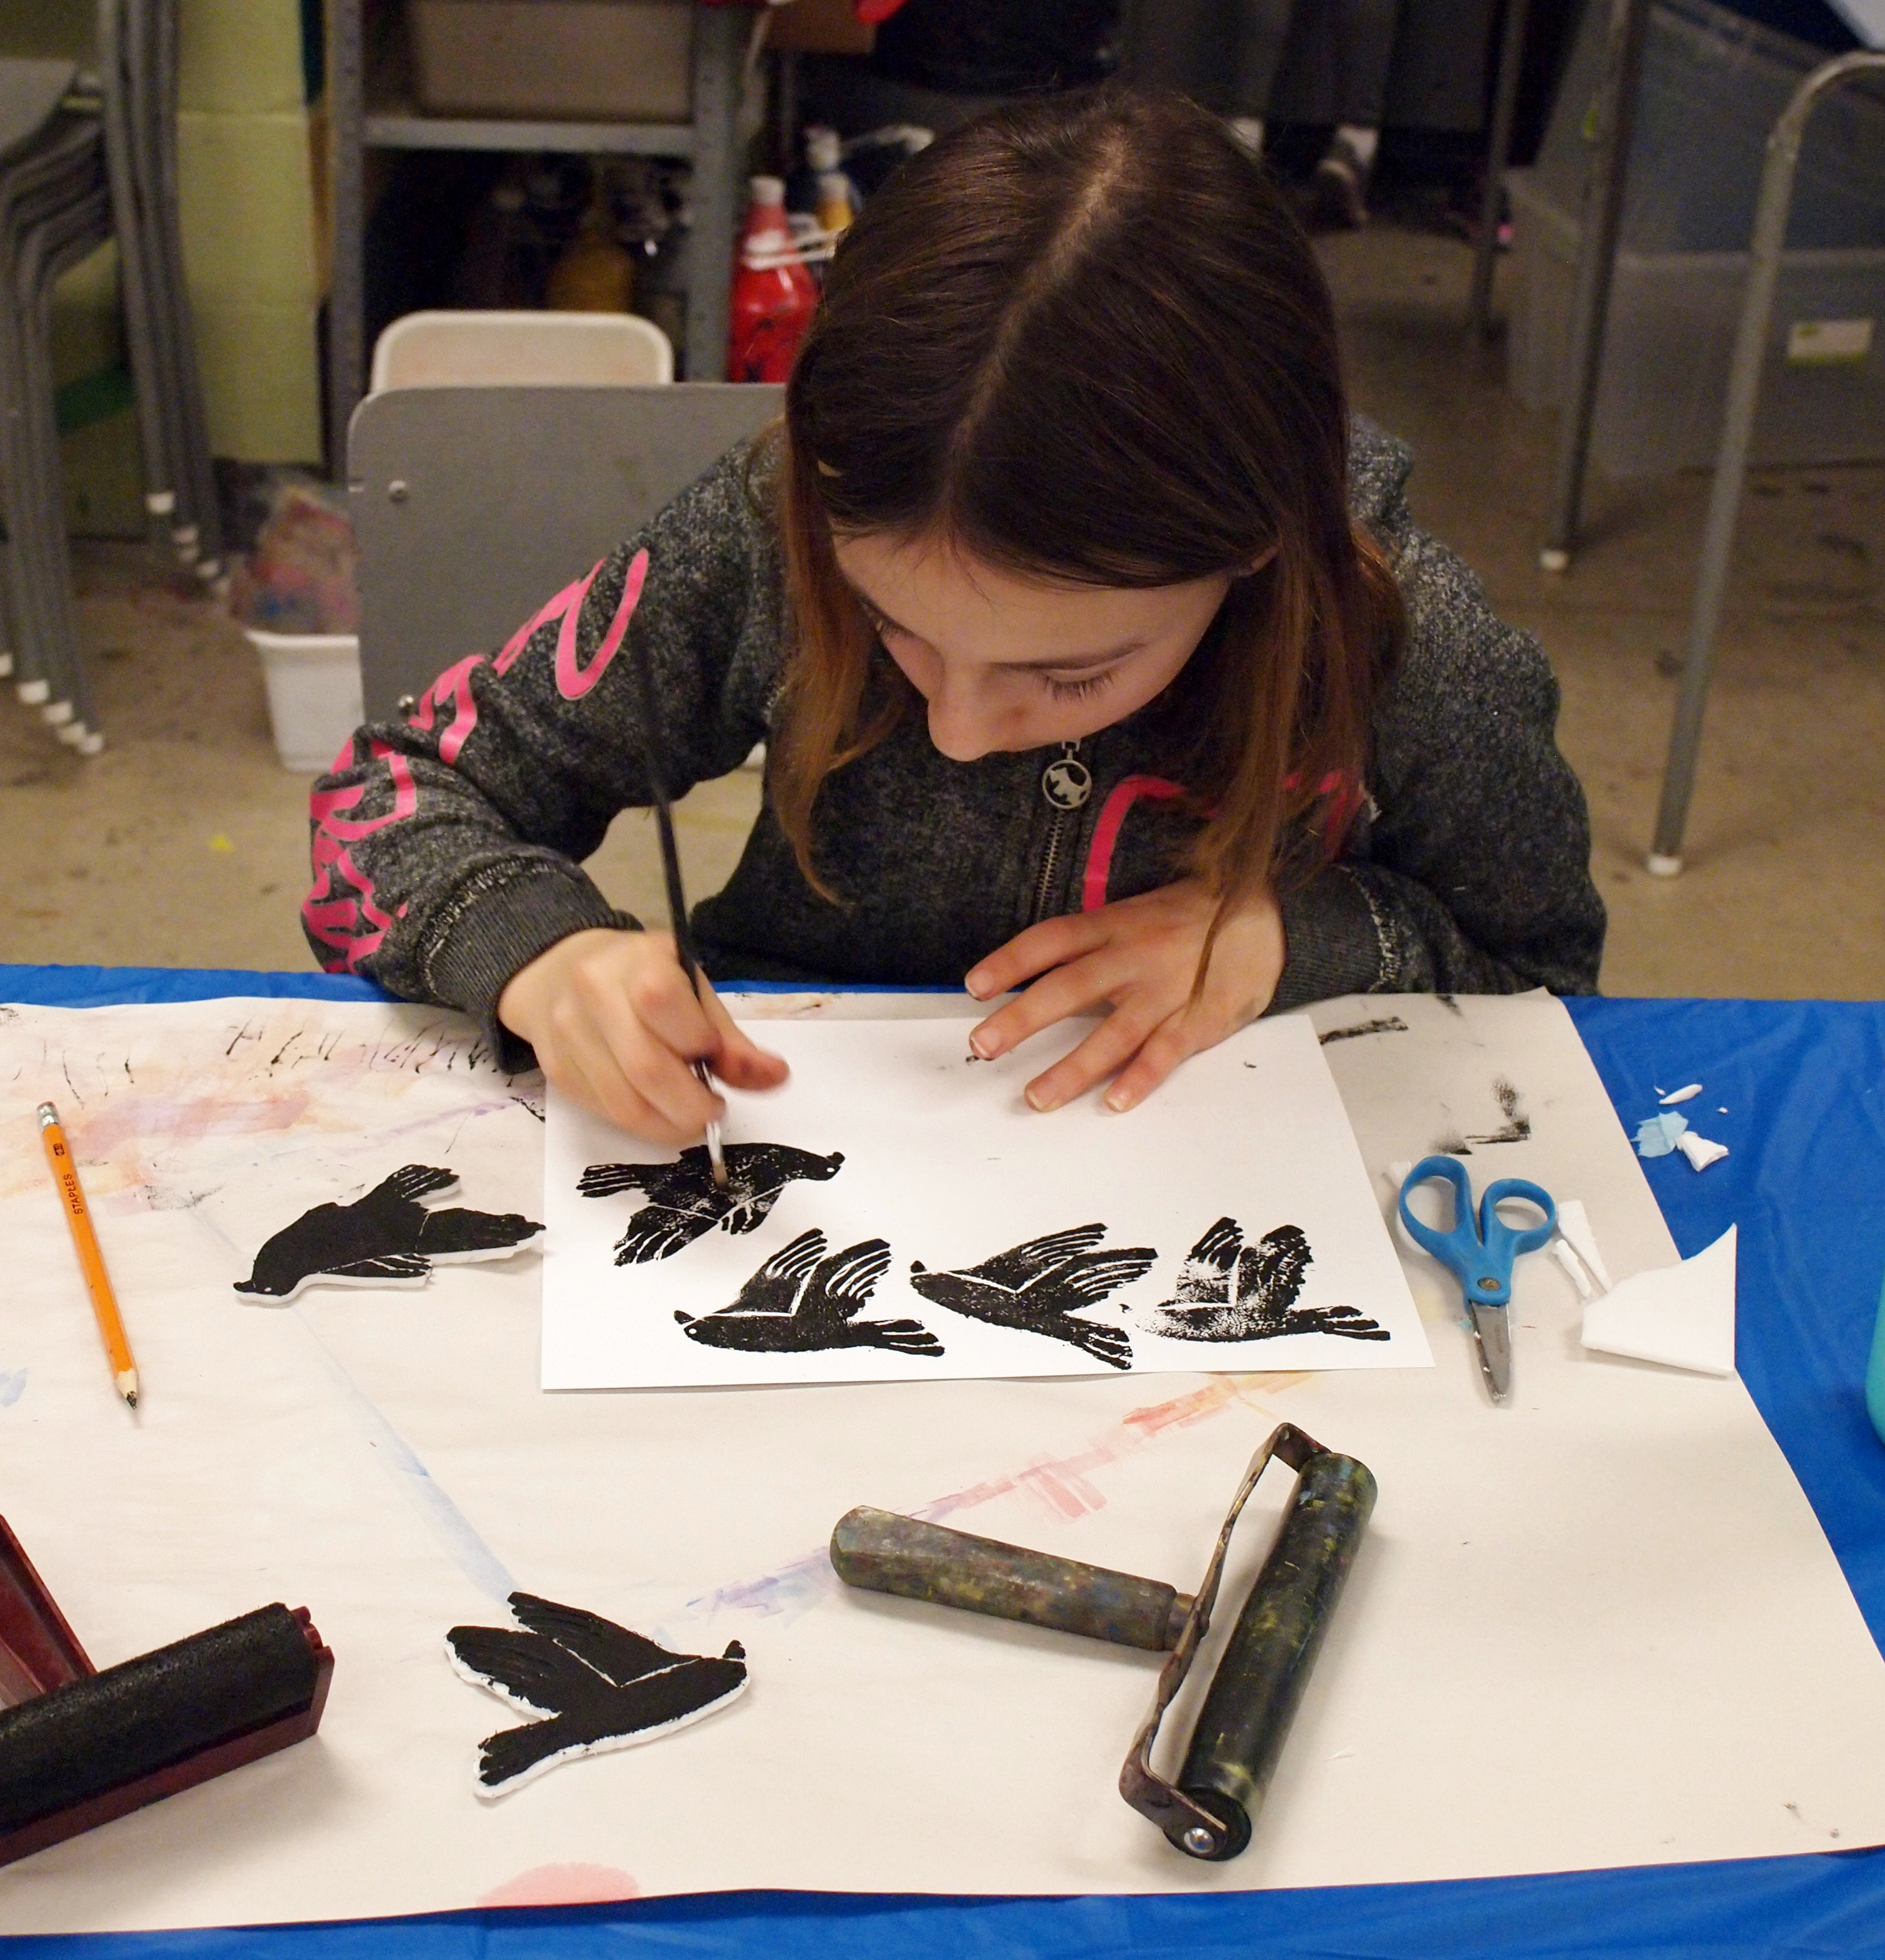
left=1044, top=668, right=1117, bottom=701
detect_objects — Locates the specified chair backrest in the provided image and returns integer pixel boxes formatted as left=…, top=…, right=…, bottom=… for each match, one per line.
left=348, top=382, right=783, bottom=718
left=368, top=310, right=675, bottom=392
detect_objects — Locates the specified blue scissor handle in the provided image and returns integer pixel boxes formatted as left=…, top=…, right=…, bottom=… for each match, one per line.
left=1398, top=1155, right=1557, bottom=1310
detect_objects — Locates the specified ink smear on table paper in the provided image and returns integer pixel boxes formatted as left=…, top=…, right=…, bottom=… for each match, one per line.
left=1139, top=1218, right=1388, bottom=1343
left=446, top=1592, right=747, bottom=1796
left=235, top=1165, right=544, bottom=1301
left=679, top=1231, right=944, bottom=1357
left=580, top=1143, right=844, bottom=1261
left=542, top=1014, right=1430, bottom=1390
left=908, top=1226, right=1151, bottom=1370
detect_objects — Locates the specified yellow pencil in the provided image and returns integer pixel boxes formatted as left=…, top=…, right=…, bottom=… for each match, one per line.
left=37, top=1102, right=138, bottom=1408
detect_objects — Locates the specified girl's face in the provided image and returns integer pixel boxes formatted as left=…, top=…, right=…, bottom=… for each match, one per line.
left=833, top=531, right=1232, bottom=761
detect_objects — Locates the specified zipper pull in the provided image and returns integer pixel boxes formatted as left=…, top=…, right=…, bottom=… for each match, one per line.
left=1040, top=740, right=1092, bottom=811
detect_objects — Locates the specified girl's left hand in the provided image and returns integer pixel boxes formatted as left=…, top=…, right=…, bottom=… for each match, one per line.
left=963, top=878, right=1286, bottom=1114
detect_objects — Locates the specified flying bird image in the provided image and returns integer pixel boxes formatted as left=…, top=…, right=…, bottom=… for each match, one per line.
left=1140, top=1218, right=1388, bottom=1342
left=907, top=1224, right=1153, bottom=1370
left=445, top=1591, right=747, bottom=1796
left=677, top=1229, right=944, bottom=1357
left=234, top=1165, right=543, bottom=1301
left=580, top=1141, right=844, bottom=1262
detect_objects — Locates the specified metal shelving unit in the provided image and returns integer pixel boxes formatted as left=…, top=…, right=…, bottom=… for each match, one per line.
left=325, top=0, right=746, bottom=474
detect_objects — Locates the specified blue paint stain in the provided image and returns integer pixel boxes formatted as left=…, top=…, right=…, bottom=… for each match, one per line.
left=0, top=1370, right=25, bottom=1408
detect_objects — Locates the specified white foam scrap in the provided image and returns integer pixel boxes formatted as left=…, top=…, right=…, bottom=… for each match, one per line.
left=1581, top=1226, right=1736, bottom=1376
left=1555, top=1198, right=1613, bottom=1292
left=1552, top=1240, right=1595, bottom=1300
left=1660, top=1083, right=1704, bottom=1106
left=1676, top=1131, right=1729, bottom=1172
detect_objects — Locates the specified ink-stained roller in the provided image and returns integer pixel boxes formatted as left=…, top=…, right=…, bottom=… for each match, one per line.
left=0, top=1519, right=333, bottom=1868
left=830, top=1423, right=1374, bottom=1862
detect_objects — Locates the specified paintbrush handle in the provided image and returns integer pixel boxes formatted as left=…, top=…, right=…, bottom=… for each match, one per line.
left=831, top=1507, right=1191, bottom=1653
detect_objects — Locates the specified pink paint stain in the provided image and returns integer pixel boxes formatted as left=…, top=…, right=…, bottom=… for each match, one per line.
left=75, top=1091, right=314, bottom=1158
left=477, top=1863, right=640, bottom=1909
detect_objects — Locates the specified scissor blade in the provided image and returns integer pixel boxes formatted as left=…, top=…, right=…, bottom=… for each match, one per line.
left=1468, top=1302, right=1512, bottom=1403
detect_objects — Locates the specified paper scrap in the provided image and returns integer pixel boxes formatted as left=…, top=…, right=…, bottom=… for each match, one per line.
left=1676, top=1131, right=1730, bottom=1173
left=1555, top=1198, right=1613, bottom=1292
left=1581, top=1226, right=1737, bottom=1376
left=1660, top=1083, right=1703, bottom=1106
left=1636, top=1112, right=1689, bottom=1157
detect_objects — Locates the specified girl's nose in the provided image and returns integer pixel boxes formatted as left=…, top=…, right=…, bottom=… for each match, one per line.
left=924, top=673, right=1001, bottom=762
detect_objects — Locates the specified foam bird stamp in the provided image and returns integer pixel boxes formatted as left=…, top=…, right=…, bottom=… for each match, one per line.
left=677, top=1229, right=944, bottom=1357
left=1139, top=1218, right=1387, bottom=1343
left=444, top=1592, right=748, bottom=1797
left=234, top=1165, right=544, bottom=1301
left=579, top=1142, right=845, bottom=1262
left=908, top=1225, right=1154, bottom=1370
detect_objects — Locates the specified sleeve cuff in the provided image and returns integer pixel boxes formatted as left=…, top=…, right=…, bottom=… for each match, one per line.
left=421, top=862, right=639, bottom=1072
left=1269, top=865, right=1387, bottom=1014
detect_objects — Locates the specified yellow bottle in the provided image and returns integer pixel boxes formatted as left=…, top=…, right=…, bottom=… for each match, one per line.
left=547, top=186, right=635, bottom=313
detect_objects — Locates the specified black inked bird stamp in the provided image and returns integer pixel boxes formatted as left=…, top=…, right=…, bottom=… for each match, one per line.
left=445, top=1592, right=747, bottom=1797
left=580, top=1142, right=844, bottom=1262
left=1139, top=1218, right=1388, bottom=1342
left=908, top=1224, right=1154, bottom=1370
left=234, top=1165, right=543, bottom=1302
left=678, top=1229, right=944, bottom=1357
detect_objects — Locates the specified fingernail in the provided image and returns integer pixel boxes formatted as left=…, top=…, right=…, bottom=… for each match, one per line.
left=969, top=1029, right=997, bottom=1059
left=1105, top=1085, right=1133, bottom=1112
left=1025, top=1084, right=1057, bottom=1113
left=965, top=969, right=989, bottom=999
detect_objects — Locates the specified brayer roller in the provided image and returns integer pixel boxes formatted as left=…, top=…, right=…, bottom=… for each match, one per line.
left=0, top=1517, right=333, bottom=1868
left=831, top=1422, right=1375, bottom=1862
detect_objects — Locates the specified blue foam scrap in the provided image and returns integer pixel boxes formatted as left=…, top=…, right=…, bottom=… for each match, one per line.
left=1635, top=1112, right=1690, bottom=1158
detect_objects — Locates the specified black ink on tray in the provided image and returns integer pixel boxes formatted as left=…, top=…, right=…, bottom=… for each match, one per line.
left=1140, top=1218, right=1388, bottom=1342
left=908, top=1225, right=1152, bottom=1370
left=580, top=1142, right=843, bottom=1262
left=1318, top=1015, right=1410, bottom=1044
left=445, top=1592, right=747, bottom=1797
left=678, top=1229, right=944, bottom=1357
left=234, top=1165, right=544, bottom=1301
left=1464, top=1078, right=1532, bottom=1147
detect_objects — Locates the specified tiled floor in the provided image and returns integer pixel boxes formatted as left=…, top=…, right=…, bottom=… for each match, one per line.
left=2, top=226, right=1879, bottom=997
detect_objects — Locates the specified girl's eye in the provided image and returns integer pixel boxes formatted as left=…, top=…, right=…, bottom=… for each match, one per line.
left=1045, top=670, right=1116, bottom=702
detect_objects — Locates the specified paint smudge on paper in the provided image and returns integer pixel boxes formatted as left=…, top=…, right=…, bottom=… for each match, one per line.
left=446, top=1592, right=747, bottom=1796
left=478, top=1865, right=640, bottom=1908
left=234, top=1165, right=543, bottom=1300
left=908, top=1225, right=1153, bottom=1370
left=0, top=1370, right=26, bottom=1408
left=580, top=1143, right=843, bottom=1262
left=1141, top=1218, right=1388, bottom=1343
left=1466, top=1080, right=1532, bottom=1146
left=678, top=1231, right=944, bottom=1357
left=1318, top=1016, right=1409, bottom=1044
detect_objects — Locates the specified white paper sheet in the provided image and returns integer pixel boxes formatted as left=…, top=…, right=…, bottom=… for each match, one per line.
left=542, top=1014, right=1429, bottom=1390
left=2, top=991, right=1884, bottom=1934
left=1583, top=1226, right=1739, bottom=1375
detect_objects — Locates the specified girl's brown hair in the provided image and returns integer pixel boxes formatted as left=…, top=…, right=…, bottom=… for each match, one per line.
left=774, top=86, right=1403, bottom=952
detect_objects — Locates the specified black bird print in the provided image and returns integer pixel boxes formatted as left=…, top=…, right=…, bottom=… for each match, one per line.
left=234, top=1165, right=544, bottom=1302
left=445, top=1591, right=747, bottom=1796
left=907, top=1225, right=1154, bottom=1370
left=677, top=1229, right=944, bottom=1357
left=1139, top=1218, right=1388, bottom=1342
left=580, top=1141, right=845, bottom=1262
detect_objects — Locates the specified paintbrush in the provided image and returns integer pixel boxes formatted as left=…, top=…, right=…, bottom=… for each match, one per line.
left=628, top=638, right=727, bottom=1191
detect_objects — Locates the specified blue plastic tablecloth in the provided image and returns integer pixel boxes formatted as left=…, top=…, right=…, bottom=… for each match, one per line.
left=5, top=970, right=1883, bottom=1960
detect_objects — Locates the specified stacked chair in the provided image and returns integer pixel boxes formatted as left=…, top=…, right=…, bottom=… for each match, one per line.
left=0, top=1, right=221, bottom=754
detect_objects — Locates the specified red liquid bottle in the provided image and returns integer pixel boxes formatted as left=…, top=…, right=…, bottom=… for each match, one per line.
left=727, top=175, right=818, bottom=383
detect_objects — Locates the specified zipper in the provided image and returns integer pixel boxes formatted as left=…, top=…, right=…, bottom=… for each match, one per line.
left=1030, top=741, right=1092, bottom=925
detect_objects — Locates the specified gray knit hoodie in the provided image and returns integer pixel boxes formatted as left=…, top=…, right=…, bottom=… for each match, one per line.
left=305, top=419, right=1603, bottom=1058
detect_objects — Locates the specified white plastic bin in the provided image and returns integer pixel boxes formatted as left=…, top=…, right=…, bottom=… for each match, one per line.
left=246, top=630, right=364, bottom=774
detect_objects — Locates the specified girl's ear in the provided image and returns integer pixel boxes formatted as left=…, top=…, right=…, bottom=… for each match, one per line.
left=1239, top=542, right=1282, bottom=577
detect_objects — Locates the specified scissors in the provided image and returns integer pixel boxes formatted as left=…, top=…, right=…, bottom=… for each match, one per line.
left=1397, top=1156, right=1556, bottom=1405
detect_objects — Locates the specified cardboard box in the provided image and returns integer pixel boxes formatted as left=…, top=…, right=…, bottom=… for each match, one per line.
left=769, top=0, right=875, bottom=55
left=410, top=0, right=695, bottom=122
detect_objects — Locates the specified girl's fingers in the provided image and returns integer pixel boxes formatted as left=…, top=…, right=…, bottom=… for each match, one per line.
left=1100, top=1011, right=1210, bottom=1113
left=609, top=933, right=719, bottom=1062
left=966, top=912, right=1110, bottom=1001
left=700, top=986, right=790, bottom=1092
left=1021, top=1002, right=1168, bottom=1112
left=554, top=1017, right=699, bottom=1146
left=970, top=946, right=1131, bottom=1060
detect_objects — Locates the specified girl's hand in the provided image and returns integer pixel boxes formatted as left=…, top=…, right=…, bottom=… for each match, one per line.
left=963, top=880, right=1285, bottom=1115
left=498, top=928, right=788, bottom=1145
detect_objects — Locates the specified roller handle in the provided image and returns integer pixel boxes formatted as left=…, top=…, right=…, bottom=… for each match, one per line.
left=1171, top=1451, right=1376, bottom=1860
left=832, top=1506, right=1191, bottom=1652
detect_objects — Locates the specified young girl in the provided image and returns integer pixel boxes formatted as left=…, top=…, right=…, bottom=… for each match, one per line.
left=305, top=89, right=1603, bottom=1146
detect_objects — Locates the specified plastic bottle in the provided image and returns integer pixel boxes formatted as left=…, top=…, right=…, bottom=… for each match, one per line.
left=727, top=175, right=818, bottom=383
left=815, top=169, right=855, bottom=239
left=547, top=183, right=635, bottom=313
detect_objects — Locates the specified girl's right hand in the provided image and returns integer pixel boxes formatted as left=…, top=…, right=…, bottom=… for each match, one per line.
left=497, top=928, right=789, bottom=1145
